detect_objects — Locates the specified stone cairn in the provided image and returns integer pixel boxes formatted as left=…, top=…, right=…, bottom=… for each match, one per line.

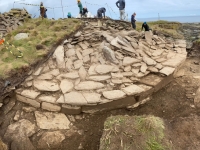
left=0, top=8, right=31, bottom=37
left=15, top=20, right=187, bottom=114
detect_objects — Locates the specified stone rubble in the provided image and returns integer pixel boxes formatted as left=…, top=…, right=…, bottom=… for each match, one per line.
left=15, top=20, right=187, bottom=114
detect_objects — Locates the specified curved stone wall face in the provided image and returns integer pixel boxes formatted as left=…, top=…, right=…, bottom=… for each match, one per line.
left=15, top=21, right=187, bottom=114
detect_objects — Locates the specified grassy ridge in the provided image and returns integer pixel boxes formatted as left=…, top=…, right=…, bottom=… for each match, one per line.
left=0, top=18, right=82, bottom=78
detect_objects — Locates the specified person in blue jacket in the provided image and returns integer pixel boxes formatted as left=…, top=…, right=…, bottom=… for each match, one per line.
left=116, top=0, right=125, bottom=20
left=97, top=7, right=106, bottom=18
left=67, top=12, right=72, bottom=18
left=131, top=12, right=136, bottom=29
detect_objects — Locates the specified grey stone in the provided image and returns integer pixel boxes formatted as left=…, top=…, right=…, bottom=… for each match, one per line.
left=35, top=111, right=70, bottom=129
left=14, top=33, right=28, bottom=40
left=37, top=131, right=65, bottom=149
left=56, top=95, right=65, bottom=103
left=103, top=90, right=126, bottom=100
left=61, top=104, right=81, bottom=115
left=88, top=75, right=111, bottom=81
left=82, top=48, right=93, bottom=56
left=147, top=66, right=159, bottom=73
left=21, top=90, right=40, bottom=99
left=57, top=72, right=79, bottom=80
left=122, top=85, right=145, bottom=95
left=66, top=49, right=76, bottom=57
left=75, top=81, right=105, bottom=90
left=160, top=67, right=175, bottom=76
left=53, top=45, right=65, bottom=69
left=143, top=56, right=157, bottom=66
left=74, top=60, right=83, bottom=69
left=111, top=79, right=123, bottom=84
left=37, top=73, right=54, bottom=80
left=88, top=65, right=98, bottom=76
left=4, top=119, right=36, bottom=141
left=34, top=80, right=59, bottom=92
left=102, top=46, right=119, bottom=64
left=38, top=95, right=57, bottom=103
left=140, top=63, right=148, bottom=73
left=95, top=65, right=119, bottom=74
left=64, top=92, right=87, bottom=105
left=42, top=102, right=61, bottom=112
left=123, top=57, right=141, bottom=66
left=16, top=94, right=40, bottom=108
left=124, top=66, right=132, bottom=72
left=60, top=79, right=74, bottom=94
left=79, top=66, right=87, bottom=81
left=33, top=67, right=43, bottom=76
left=111, top=73, right=123, bottom=78
left=82, top=93, right=101, bottom=104
left=83, top=55, right=90, bottom=63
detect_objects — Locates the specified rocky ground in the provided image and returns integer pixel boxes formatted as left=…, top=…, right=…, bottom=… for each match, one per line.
left=0, top=20, right=199, bottom=150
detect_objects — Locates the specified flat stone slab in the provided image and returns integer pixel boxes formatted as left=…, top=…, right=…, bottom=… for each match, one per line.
left=4, top=119, right=36, bottom=141
left=64, top=92, right=88, bottom=105
left=35, top=111, right=70, bottom=129
left=122, top=85, right=145, bottom=96
left=162, top=54, right=186, bottom=68
left=75, top=81, right=105, bottom=90
left=38, top=95, right=57, bottom=103
left=53, top=45, right=65, bottom=69
left=160, top=67, right=175, bottom=76
left=60, top=79, right=74, bottom=94
left=143, top=56, right=157, bottom=66
left=103, top=90, right=126, bottom=100
left=57, top=72, right=79, bottom=80
left=21, top=90, right=40, bottom=99
left=37, top=131, right=65, bottom=149
left=139, top=74, right=164, bottom=87
left=123, top=57, right=141, bottom=66
left=95, top=65, right=119, bottom=74
left=16, top=94, right=40, bottom=108
left=42, top=102, right=61, bottom=112
left=34, top=80, right=60, bottom=92
left=82, top=93, right=101, bottom=104
left=88, top=75, right=111, bottom=81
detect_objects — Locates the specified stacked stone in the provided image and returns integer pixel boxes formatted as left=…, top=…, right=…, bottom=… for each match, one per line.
left=0, top=9, right=31, bottom=37
left=15, top=21, right=187, bottom=114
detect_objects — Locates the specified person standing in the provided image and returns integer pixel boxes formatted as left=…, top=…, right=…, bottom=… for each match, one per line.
left=116, top=0, right=125, bottom=20
left=131, top=12, right=136, bottom=29
left=77, top=0, right=83, bottom=17
left=97, top=7, right=106, bottom=18
left=40, top=2, right=45, bottom=19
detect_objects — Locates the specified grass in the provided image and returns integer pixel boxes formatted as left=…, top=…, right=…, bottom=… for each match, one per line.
left=136, top=20, right=183, bottom=39
left=100, top=115, right=171, bottom=150
left=0, top=18, right=82, bottom=78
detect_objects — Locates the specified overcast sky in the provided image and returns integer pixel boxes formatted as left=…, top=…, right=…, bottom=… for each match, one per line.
left=1, top=0, right=200, bottom=19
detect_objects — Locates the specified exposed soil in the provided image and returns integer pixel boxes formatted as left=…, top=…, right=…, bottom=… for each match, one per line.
left=53, top=56, right=200, bottom=150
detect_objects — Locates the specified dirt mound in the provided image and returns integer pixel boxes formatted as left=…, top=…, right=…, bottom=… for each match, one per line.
left=99, top=115, right=172, bottom=150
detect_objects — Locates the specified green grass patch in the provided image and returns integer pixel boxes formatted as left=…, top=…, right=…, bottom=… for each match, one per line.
left=100, top=115, right=171, bottom=150
left=0, top=18, right=82, bottom=78
left=136, top=20, right=183, bottom=39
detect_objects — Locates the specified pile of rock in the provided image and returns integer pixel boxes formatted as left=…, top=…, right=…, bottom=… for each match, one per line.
left=0, top=8, right=31, bottom=37
left=15, top=21, right=187, bottom=114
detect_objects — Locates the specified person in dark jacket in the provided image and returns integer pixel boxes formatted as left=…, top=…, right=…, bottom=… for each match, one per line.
left=40, top=2, right=45, bottom=19
left=77, top=0, right=83, bottom=17
left=142, top=22, right=151, bottom=31
left=97, top=7, right=106, bottom=18
left=82, top=7, right=88, bottom=17
left=131, top=12, right=136, bottom=29
left=116, top=0, right=125, bottom=20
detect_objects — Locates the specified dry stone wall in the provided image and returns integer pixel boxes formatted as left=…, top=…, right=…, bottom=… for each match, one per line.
left=15, top=20, right=187, bottom=114
left=0, top=9, right=31, bottom=37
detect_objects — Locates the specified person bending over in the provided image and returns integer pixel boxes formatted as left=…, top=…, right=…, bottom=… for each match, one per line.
left=142, top=22, right=151, bottom=31
left=97, top=7, right=106, bottom=18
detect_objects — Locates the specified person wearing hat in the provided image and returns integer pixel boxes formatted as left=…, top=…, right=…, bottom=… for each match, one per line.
left=97, top=7, right=106, bottom=18
left=116, top=0, right=125, bottom=20
left=131, top=12, right=136, bottom=29
left=142, top=22, right=151, bottom=31
left=77, top=0, right=83, bottom=17
left=40, top=2, right=45, bottom=19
